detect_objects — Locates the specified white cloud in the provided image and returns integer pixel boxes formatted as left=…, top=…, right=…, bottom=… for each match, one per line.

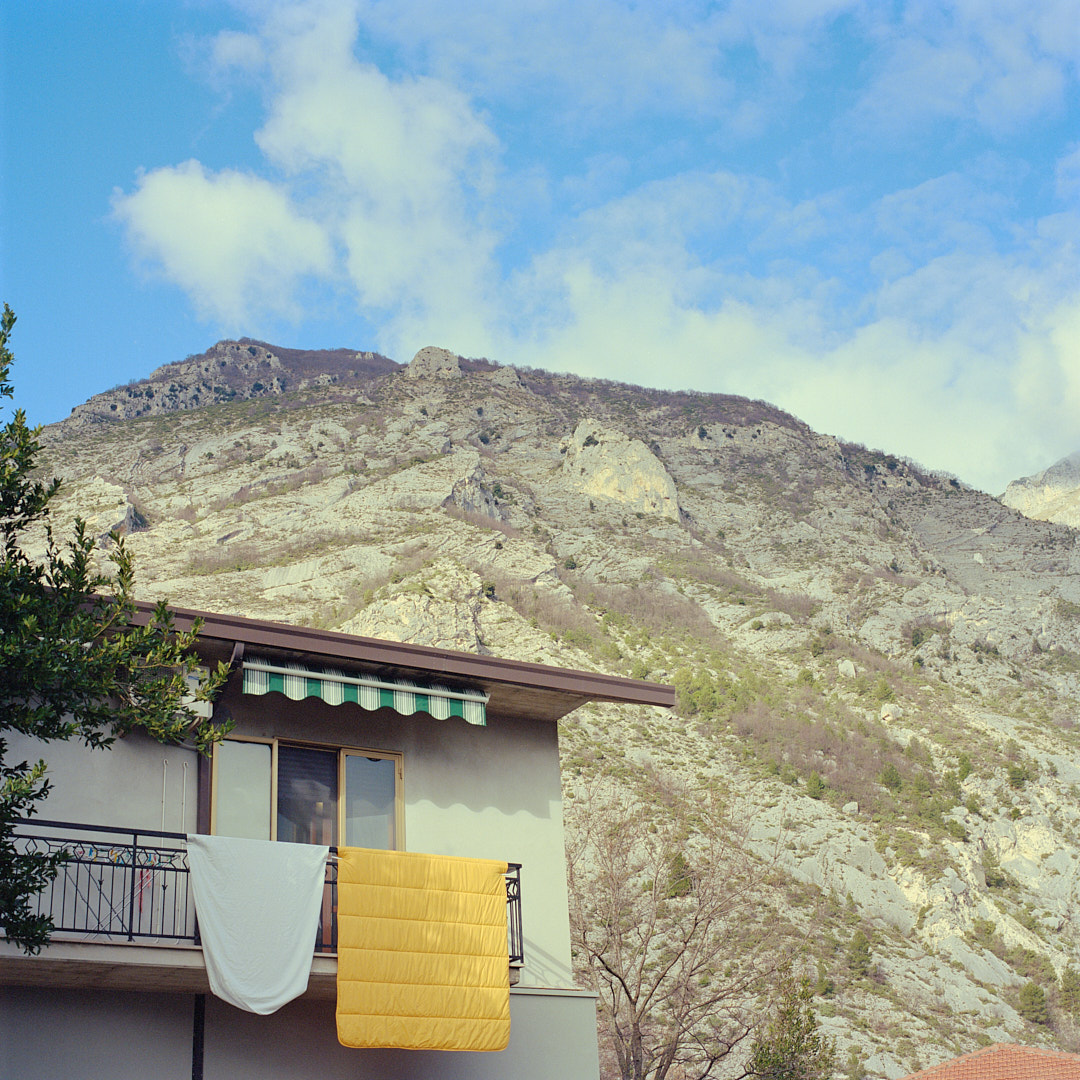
left=250, top=3, right=501, bottom=339
left=116, top=0, right=503, bottom=346
left=850, top=0, right=1078, bottom=136
left=112, top=160, right=332, bottom=327
left=1014, top=299, right=1080, bottom=445
left=873, top=174, right=1008, bottom=254
left=209, top=29, right=265, bottom=74
left=1057, top=143, right=1080, bottom=199
left=109, top=0, right=1079, bottom=495
left=352, top=0, right=734, bottom=119
left=713, top=0, right=865, bottom=77
left=330, top=0, right=1078, bottom=148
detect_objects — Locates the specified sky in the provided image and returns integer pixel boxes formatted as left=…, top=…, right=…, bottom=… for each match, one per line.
left=2, top=0, right=1078, bottom=495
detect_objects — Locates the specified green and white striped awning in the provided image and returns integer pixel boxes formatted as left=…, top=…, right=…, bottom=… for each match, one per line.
left=241, top=658, right=488, bottom=726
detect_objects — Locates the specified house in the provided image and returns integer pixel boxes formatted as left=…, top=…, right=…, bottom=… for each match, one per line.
left=0, top=603, right=674, bottom=1080
left=899, top=1043, right=1080, bottom=1080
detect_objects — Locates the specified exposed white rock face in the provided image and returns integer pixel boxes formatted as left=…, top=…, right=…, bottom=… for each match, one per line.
left=406, top=346, right=462, bottom=379
left=44, top=476, right=132, bottom=540
left=560, top=420, right=679, bottom=521
left=338, top=452, right=483, bottom=514
left=445, top=460, right=502, bottom=520
left=1002, top=451, right=1080, bottom=527
left=339, top=562, right=484, bottom=652
left=486, top=365, right=523, bottom=389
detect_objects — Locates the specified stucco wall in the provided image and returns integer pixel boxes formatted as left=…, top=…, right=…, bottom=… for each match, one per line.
left=0, top=986, right=193, bottom=1080
left=10, top=677, right=577, bottom=989
left=204, top=988, right=600, bottom=1080
left=6, top=728, right=200, bottom=834
left=0, top=986, right=601, bottom=1080
left=223, top=684, right=575, bottom=988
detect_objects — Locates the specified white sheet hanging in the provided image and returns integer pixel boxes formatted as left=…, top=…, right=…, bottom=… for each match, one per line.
left=186, top=834, right=329, bottom=1014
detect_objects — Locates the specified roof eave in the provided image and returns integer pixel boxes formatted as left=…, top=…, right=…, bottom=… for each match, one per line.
left=132, top=601, right=676, bottom=722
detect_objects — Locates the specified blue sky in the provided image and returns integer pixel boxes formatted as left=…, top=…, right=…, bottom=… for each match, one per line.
left=3, top=0, right=1078, bottom=494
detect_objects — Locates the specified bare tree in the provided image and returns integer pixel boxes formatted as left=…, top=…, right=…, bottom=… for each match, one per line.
left=566, top=780, right=779, bottom=1080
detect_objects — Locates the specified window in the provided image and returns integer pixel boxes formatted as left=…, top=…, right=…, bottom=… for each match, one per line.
left=212, top=738, right=402, bottom=849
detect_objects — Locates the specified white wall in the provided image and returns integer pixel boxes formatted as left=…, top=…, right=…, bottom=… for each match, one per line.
left=203, top=989, right=601, bottom=1080
left=6, top=729, right=200, bottom=834
left=0, top=987, right=193, bottom=1080
left=10, top=686, right=579, bottom=991
left=232, top=691, right=576, bottom=989
left=0, top=987, right=601, bottom=1080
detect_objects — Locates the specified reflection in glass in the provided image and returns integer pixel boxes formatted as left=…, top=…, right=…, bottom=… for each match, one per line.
left=345, top=755, right=396, bottom=849
left=215, top=741, right=272, bottom=840
left=277, top=745, right=338, bottom=846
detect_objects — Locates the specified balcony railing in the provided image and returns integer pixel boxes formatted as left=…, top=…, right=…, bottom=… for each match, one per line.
left=12, top=820, right=524, bottom=966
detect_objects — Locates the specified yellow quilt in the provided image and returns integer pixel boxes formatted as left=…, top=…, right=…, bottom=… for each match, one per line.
left=336, top=848, right=511, bottom=1052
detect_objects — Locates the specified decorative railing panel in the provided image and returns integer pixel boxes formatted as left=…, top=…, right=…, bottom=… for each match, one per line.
left=14, top=820, right=196, bottom=944
left=12, top=820, right=523, bottom=965
left=506, top=862, right=523, bottom=966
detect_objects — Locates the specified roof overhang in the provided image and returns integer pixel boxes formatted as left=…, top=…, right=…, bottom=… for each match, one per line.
left=132, top=601, right=675, bottom=724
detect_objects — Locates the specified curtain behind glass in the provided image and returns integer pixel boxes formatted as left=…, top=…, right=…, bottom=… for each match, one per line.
left=277, top=745, right=338, bottom=846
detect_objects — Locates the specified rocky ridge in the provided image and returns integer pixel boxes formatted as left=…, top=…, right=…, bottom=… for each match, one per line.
left=1002, top=452, right=1080, bottom=529
left=34, top=342, right=1080, bottom=1076
left=64, top=338, right=397, bottom=427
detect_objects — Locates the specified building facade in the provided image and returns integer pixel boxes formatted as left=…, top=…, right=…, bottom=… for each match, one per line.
left=1, top=605, right=673, bottom=1080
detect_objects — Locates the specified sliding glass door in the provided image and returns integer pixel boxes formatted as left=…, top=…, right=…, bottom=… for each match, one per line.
left=213, top=739, right=401, bottom=849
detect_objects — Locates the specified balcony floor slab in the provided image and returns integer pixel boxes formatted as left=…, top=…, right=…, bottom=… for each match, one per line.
left=0, top=938, right=340, bottom=998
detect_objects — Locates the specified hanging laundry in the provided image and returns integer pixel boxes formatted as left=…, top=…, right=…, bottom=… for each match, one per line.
left=336, top=848, right=511, bottom=1052
left=186, top=834, right=329, bottom=1014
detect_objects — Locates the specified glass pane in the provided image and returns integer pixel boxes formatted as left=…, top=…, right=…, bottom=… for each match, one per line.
left=344, top=755, right=397, bottom=849
left=277, top=745, right=338, bottom=846
left=215, top=741, right=272, bottom=840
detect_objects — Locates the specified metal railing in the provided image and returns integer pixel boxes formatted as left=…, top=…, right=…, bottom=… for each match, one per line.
left=12, top=820, right=524, bottom=965
left=13, top=819, right=197, bottom=943
left=506, top=862, right=523, bottom=966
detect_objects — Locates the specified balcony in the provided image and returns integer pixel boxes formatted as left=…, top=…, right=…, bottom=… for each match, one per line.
left=1, top=819, right=524, bottom=993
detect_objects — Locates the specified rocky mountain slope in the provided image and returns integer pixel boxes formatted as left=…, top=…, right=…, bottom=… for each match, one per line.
left=35, top=340, right=1080, bottom=1076
left=1002, top=453, right=1080, bottom=528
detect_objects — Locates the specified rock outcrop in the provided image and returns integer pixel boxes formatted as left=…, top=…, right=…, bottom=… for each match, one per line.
left=1002, top=451, right=1080, bottom=527
left=63, top=339, right=395, bottom=428
left=560, top=419, right=680, bottom=520
left=405, top=346, right=462, bottom=379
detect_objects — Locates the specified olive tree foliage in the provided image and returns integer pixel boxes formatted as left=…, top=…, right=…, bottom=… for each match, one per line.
left=0, top=305, right=229, bottom=954
left=566, top=780, right=780, bottom=1080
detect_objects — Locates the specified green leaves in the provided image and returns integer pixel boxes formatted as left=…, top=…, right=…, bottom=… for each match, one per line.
left=0, top=305, right=230, bottom=952
left=1018, top=980, right=1049, bottom=1025
left=748, top=964, right=836, bottom=1080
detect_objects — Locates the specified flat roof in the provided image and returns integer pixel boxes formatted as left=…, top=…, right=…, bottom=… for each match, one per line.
left=134, top=601, right=675, bottom=724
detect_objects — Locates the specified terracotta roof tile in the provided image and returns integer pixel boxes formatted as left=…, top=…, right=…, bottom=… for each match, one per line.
left=901, top=1044, right=1080, bottom=1080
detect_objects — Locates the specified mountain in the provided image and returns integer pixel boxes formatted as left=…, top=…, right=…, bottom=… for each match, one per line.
left=64, top=338, right=397, bottom=426
left=1002, top=453, right=1080, bottom=528
left=36, top=341, right=1080, bottom=1076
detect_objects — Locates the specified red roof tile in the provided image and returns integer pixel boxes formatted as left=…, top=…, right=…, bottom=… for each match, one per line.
left=901, top=1044, right=1080, bottom=1080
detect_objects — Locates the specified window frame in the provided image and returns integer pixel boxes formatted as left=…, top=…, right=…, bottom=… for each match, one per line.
left=211, top=735, right=405, bottom=849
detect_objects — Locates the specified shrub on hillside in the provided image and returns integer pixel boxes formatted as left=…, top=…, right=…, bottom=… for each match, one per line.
left=1019, top=981, right=1049, bottom=1024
